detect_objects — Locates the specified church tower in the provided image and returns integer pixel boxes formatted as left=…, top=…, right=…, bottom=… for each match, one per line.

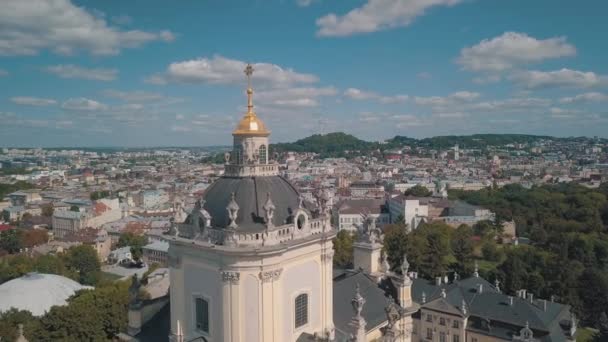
left=168, top=64, right=336, bottom=342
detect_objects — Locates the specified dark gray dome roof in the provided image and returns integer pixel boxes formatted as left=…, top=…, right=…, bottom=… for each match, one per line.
left=202, top=175, right=313, bottom=232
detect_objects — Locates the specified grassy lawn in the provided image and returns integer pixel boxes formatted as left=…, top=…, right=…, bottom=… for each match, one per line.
left=576, top=327, right=597, bottom=342
left=477, top=259, right=499, bottom=272
left=99, top=271, right=123, bottom=283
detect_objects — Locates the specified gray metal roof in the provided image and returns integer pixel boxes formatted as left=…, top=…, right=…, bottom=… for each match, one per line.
left=411, top=276, right=573, bottom=341
left=332, top=271, right=391, bottom=340
left=202, top=175, right=314, bottom=232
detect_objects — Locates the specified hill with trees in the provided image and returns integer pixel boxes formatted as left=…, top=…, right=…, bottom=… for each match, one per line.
left=203, top=132, right=600, bottom=162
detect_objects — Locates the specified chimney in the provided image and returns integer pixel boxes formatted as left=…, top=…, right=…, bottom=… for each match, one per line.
left=477, top=284, right=483, bottom=294
left=527, top=293, right=534, bottom=303
left=436, top=277, right=442, bottom=286
left=508, top=296, right=514, bottom=306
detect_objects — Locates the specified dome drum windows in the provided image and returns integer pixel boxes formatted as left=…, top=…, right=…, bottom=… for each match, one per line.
left=258, top=145, right=267, bottom=164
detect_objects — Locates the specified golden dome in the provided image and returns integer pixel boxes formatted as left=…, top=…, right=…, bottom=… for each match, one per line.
left=233, top=65, right=270, bottom=136
left=233, top=110, right=270, bottom=136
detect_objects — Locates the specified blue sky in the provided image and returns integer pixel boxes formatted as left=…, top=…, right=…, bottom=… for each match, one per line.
left=1, top=0, right=608, bottom=147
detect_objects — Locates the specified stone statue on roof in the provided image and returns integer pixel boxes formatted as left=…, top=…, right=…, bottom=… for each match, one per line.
left=357, top=211, right=383, bottom=244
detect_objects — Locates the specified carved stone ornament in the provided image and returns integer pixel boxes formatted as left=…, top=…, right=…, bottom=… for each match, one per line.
left=259, top=268, right=283, bottom=282
left=321, top=251, right=335, bottom=264
left=221, top=271, right=240, bottom=284
left=227, top=192, right=239, bottom=229
left=263, top=192, right=276, bottom=226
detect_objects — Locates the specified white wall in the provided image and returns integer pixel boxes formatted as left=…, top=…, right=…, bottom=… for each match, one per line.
left=282, top=260, right=321, bottom=341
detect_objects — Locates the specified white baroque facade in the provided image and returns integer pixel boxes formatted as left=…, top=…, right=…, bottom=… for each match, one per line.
left=168, top=64, right=336, bottom=342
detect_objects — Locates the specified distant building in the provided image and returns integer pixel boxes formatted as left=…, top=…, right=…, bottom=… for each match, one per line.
left=388, top=194, right=429, bottom=230
left=8, top=190, right=41, bottom=206
left=336, top=198, right=389, bottom=231
left=63, top=228, right=112, bottom=261
left=52, top=198, right=121, bottom=240
left=349, top=181, right=385, bottom=198
left=142, top=240, right=170, bottom=266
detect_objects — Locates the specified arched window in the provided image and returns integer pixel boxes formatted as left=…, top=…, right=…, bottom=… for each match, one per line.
left=234, top=145, right=242, bottom=164
left=194, top=297, right=209, bottom=334
left=295, top=293, right=308, bottom=328
left=297, top=214, right=306, bottom=230
left=258, top=145, right=267, bottom=164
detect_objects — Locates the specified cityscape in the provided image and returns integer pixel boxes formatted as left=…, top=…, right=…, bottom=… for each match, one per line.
left=1, top=1, right=608, bottom=342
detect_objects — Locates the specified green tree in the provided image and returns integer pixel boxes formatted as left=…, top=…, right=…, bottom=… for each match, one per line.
left=419, top=222, right=452, bottom=278
left=451, top=224, right=474, bottom=275
left=69, top=205, right=80, bottom=212
left=383, top=224, right=410, bottom=271
left=41, top=204, right=54, bottom=217
left=481, top=241, right=503, bottom=262
left=65, top=245, right=100, bottom=285
left=578, top=269, right=608, bottom=327
left=498, top=253, right=528, bottom=294
left=118, top=232, right=148, bottom=262
left=404, top=184, right=432, bottom=197
left=473, top=220, right=497, bottom=237
left=0, top=309, right=36, bottom=341
left=594, top=312, right=608, bottom=342
left=0, top=229, right=23, bottom=254
left=333, top=230, right=356, bottom=268
left=394, top=214, right=405, bottom=225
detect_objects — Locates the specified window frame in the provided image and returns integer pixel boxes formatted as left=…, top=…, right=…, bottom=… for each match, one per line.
left=192, top=293, right=211, bottom=337
left=294, top=292, right=310, bottom=330
left=258, top=144, right=267, bottom=164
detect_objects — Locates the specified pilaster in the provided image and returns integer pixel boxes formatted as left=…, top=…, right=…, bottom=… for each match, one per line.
left=221, top=271, right=240, bottom=342
left=259, top=268, right=282, bottom=342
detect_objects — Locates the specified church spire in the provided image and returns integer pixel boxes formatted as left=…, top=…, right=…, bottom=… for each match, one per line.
left=233, top=62, right=269, bottom=136
left=245, top=63, right=254, bottom=113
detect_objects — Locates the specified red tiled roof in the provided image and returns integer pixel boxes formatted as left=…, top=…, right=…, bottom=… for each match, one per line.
left=0, top=224, right=13, bottom=231
left=94, top=202, right=110, bottom=215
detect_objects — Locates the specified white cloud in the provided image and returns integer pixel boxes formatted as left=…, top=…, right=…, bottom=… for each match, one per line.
left=296, top=0, right=314, bottom=7
left=256, top=86, right=338, bottom=108
left=549, top=107, right=582, bottom=119
left=435, top=112, right=467, bottom=118
left=417, top=71, right=432, bottom=80
left=171, top=125, right=192, bottom=132
left=469, top=97, right=552, bottom=112
left=144, top=74, right=168, bottom=85
left=559, top=92, right=608, bottom=104
left=45, top=64, right=118, bottom=81
left=175, top=114, right=185, bottom=120
left=0, top=69, right=8, bottom=77
left=160, top=30, right=176, bottom=42
left=10, top=96, right=57, bottom=106
left=344, top=88, right=408, bottom=103
left=449, top=91, right=480, bottom=101
left=509, top=69, right=602, bottom=89
left=102, top=89, right=164, bottom=102
left=457, top=32, right=576, bottom=72
left=0, top=0, right=175, bottom=56
left=62, top=98, right=107, bottom=111
left=414, top=91, right=480, bottom=106
left=316, top=0, right=461, bottom=37
left=157, top=55, right=318, bottom=87
left=344, top=88, right=378, bottom=100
